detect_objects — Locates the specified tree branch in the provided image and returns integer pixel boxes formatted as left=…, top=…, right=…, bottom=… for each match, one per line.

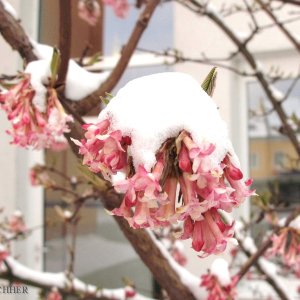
left=237, top=237, right=289, bottom=300
left=75, top=0, right=161, bottom=116
left=57, top=0, right=72, bottom=88
left=0, top=1, right=37, bottom=63
left=256, top=0, right=300, bottom=53
left=183, top=0, right=300, bottom=158
left=0, top=255, right=155, bottom=300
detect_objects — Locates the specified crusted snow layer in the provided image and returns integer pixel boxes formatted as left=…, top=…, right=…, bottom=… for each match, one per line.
left=29, top=42, right=109, bottom=103
left=210, top=258, right=231, bottom=287
left=99, top=72, right=234, bottom=171
left=0, top=0, right=18, bottom=19
left=147, top=229, right=206, bottom=300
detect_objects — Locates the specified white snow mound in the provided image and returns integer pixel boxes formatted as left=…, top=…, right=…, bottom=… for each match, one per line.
left=99, top=72, right=235, bottom=171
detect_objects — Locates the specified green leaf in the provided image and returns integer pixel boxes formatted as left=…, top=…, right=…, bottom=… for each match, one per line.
left=201, top=67, right=217, bottom=96
left=50, top=47, right=61, bottom=86
left=86, top=51, right=102, bottom=66
left=100, top=92, right=114, bottom=105
left=77, top=164, right=107, bottom=190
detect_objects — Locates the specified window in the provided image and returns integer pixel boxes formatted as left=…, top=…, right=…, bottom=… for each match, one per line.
left=250, top=152, right=259, bottom=169
left=274, top=151, right=284, bottom=168
left=247, top=78, right=300, bottom=207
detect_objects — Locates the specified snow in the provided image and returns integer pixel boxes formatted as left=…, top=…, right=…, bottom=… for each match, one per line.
left=269, top=85, right=284, bottom=101
left=63, top=210, right=72, bottom=219
left=235, top=222, right=294, bottom=300
left=13, top=210, right=23, bottom=217
left=210, top=258, right=231, bottom=287
left=289, top=215, right=300, bottom=230
left=2, top=254, right=155, bottom=300
left=30, top=42, right=110, bottom=102
left=0, top=0, right=18, bottom=19
left=99, top=72, right=234, bottom=171
left=25, top=60, right=49, bottom=112
left=147, top=229, right=206, bottom=300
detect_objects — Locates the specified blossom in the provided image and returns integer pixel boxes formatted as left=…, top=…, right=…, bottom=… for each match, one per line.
left=0, top=249, right=9, bottom=265
left=78, top=0, right=100, bottom=26
left=0, top=75, right=73, bottom=150
left=74, top=73, right=255, bottom=257
left=103, top=0, right=129, bottom=18
left=29, top=165, right=54, bottom=188
left=8, top=211, right=27, bottom=234
left=180, top=209, right=234, bottom=255
left=72, top=119, right=131, bottom=180
left=201, top=273, right=237, bottom=300
left=47, top=288, right=62, bottom=300
left=268, top=227, right=300, bottom=266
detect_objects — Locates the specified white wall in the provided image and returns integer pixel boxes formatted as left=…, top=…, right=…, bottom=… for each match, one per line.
left=0, top=1, right=43, bottom=300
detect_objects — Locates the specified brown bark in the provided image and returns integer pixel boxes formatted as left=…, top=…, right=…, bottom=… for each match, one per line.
left=0, top=1, right=37, bottom=63
left=75, top=0, right=161, bottom=116
left=57, top=0, right=72, bottom=87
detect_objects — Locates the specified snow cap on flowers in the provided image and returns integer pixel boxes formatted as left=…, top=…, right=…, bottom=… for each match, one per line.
left=75, top=72, right=255, bottom=256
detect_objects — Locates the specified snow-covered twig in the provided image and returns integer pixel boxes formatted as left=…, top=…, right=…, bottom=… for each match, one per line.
left=0, top=254, right=156, bottom=300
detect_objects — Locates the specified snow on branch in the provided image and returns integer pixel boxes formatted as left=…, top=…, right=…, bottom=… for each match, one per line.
left=0, top=253, right=156, bottom=300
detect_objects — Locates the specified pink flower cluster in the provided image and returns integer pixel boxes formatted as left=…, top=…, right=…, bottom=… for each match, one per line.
left=8, top=212, right=27, bottom=235
left=103, top=0, right=129, bottom=18
left=76, top=124, right=254, bottom=255
left=268, top=227, right=300, bottom=266
left=78, top=0, right=101, bottom=26
left=0, top=75, right=73, bottom=150
left=201, top=273, right=238, bottom=300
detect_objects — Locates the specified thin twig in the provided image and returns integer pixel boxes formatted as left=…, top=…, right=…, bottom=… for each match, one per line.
left=75, top=0, right=161, bottom=115
left=57, top=0, right=72, bottom=89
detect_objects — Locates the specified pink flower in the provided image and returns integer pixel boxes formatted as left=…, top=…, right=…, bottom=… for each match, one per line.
left=0, top=249, right=9, bottom=264
left=180, top=209, right=234, bottom=255
left=268, top=228, right=300, bottom=266
left=47, top=289, right=62, bottom=300
left=29, top=165, right=54, bottom=188
left=74, top=126, right=254, bottom=257
left=201, top=273, right=238, bottom=300
left=125, top=286, right=136, bottom=298
left=103, top=0, right=129, bottom=18
left=8, top=212, right=27, bottom=234
left=0, top=75, right=73, bottom=150
left=78, top=0, right=100, bottom=26
left=171, top=247, right=187, bottom=266
left=73, top=119, right=131, bottom=180
left=113, top=160, right=168, bottom=228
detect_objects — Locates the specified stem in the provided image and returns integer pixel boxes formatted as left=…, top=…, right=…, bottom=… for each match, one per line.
left=0, top=1, right=37, bottom=63
left=57, top=0, right=72, bottom=88
left=76, top=0, right=161, bottom=115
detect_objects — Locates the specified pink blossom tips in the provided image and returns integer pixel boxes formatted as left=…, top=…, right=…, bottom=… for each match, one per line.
left=0, top=75, right=73, bottom=150
left=201, top=273, right=238, bottom=300
left=78, top=0, right=101, bottom=26
left=74, top=72, right=255, bottom=256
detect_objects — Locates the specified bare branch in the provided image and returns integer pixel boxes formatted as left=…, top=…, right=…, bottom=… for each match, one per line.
left=0, top=1, right=37, bottom=63
left=75, top=0, right=161, bottom=115
left=256, top=0, right=300, bottom=53
left=181, top=0, right=300, bottom=158
left=57, top=0, right=72, bottom=88
left=0, top=255, right=155, bottom=300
